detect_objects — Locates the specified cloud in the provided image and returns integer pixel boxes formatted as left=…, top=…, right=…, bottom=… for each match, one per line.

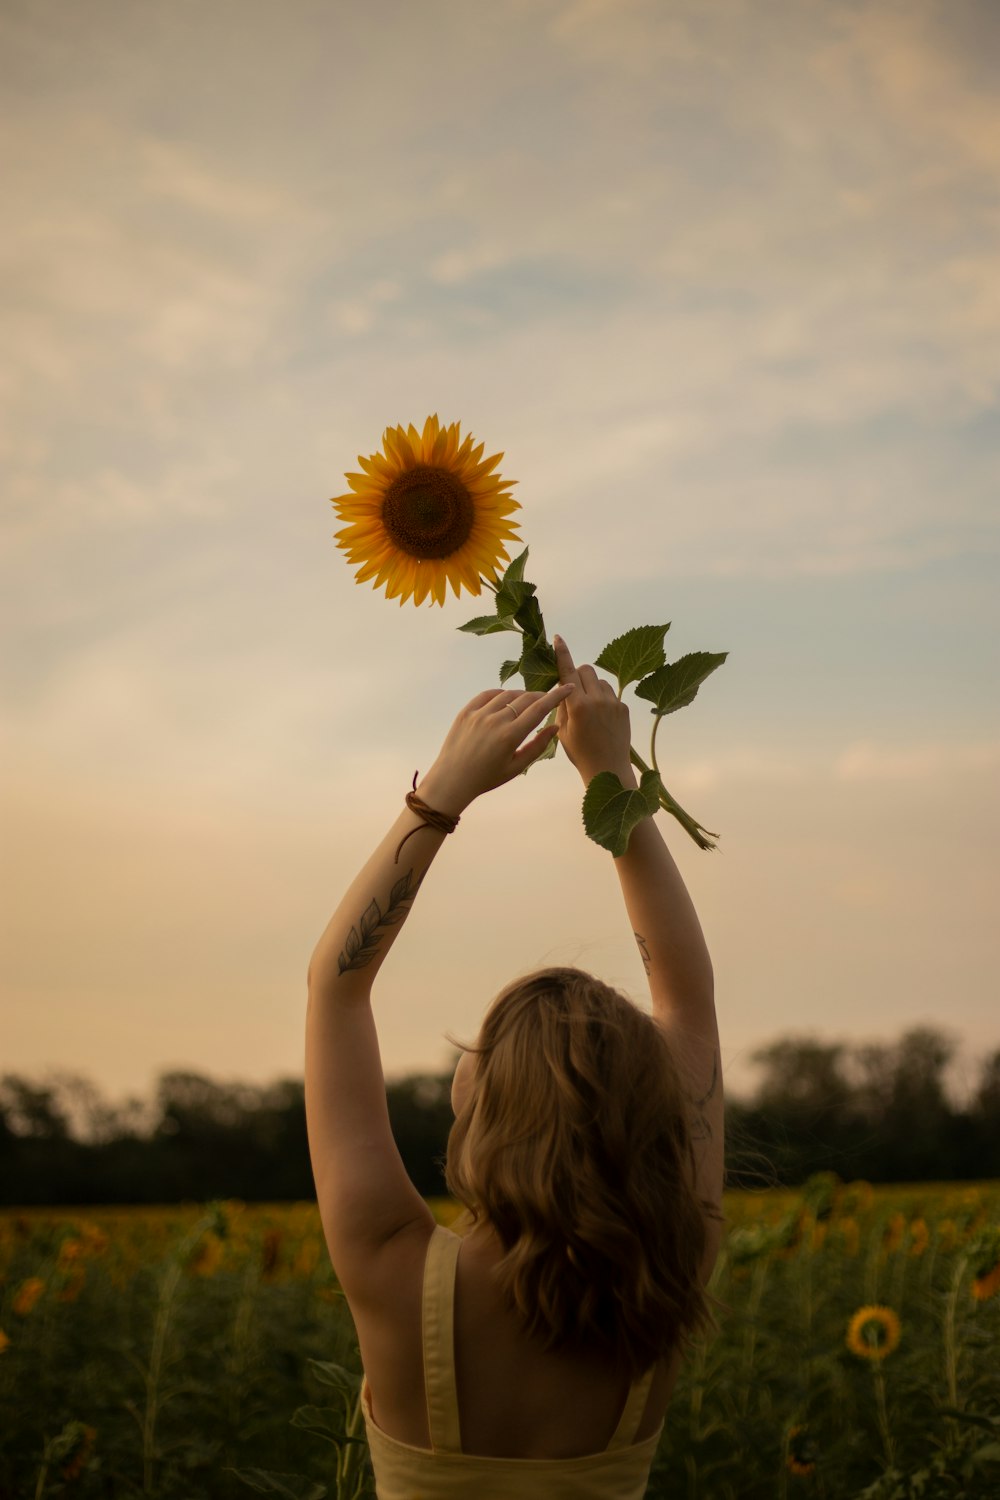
left=834, top=740, right=1000, bottom=782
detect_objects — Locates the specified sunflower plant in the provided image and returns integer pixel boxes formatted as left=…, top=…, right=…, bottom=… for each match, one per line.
left=331, top=415, right=727, bottom=854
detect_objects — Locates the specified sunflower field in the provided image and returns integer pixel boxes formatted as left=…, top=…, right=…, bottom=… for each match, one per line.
left=1, top=1178, right=998, bottom=1499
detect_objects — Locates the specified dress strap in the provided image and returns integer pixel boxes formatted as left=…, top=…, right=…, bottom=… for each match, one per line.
left=422, top=1224, right=464, bottom=1454
left=605, top=1362, right=658, bottom=1451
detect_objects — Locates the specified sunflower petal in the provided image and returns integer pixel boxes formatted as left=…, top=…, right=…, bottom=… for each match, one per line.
left=357, top=453, right=393, bottom=480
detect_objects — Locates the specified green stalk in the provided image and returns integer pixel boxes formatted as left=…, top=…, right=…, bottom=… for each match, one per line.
left=872, top=1362, right=894, bottom=1468
left=686, top=1339, right=708, bottom=1500
left=337, top=1383, right=370, bottom=1499
left=628, top=746, right=719, bottom=851
left=739, top=1256, right=770, bottom=1417
left=942, top=1252, right=968, bottom=1420
left=143, top=1257, right=182, bottom=1493
left=482, top=582, right=721, bottom=849
left=225, top=1261, right=258, bottom=1466
left=32, top=1446, right=50, bottom=1500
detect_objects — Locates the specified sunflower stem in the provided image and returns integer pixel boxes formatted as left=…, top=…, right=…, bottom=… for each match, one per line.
left=942, top=1252, right=968, bottom=1425
left=628, top=747, right=718, bottom=851
left=872, top=1362, right=894, bottom=1468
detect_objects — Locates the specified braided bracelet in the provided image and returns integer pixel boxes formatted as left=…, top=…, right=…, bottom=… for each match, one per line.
left=394, top=770, right=462, bottom=863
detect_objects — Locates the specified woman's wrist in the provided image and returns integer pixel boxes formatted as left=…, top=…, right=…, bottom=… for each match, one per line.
left=415, top=764, right=474, bottom=819
left=580, top=763, right=638, bottom=790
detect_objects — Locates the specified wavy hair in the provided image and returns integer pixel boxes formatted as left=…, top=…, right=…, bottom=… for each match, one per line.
left=444, top=965, right=717, bottom=1380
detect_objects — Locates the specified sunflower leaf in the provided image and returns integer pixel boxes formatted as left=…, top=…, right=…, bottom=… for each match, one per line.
left=581, top=769, right=662, bottom=857
left=635, top=651, right=729, bottom=716
left=515, top=594, right=546, bottom=644
left=495, top=546, right=530, bottom=586
left=223, top=1467, right=328, bottom=1499
left=594, top=625, right=672, bottom=693
left=496, top=577, right=537, bottom=624
left=289, top=1405, right=351, bottom=1446
left=306, top=1360, right=361, bottom=1396
left=519, top=707, right=560, bottom=773
left=456, top=614, right=519, bottom=636
left=519, top=640, right=559, bottom=691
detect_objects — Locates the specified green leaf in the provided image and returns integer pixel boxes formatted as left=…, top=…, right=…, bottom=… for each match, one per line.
left=581, top=769, right=662, bottom=857
left=594, top=625, right=671, bottom=694
left=496, top=547, right=530, bottom=587
left=306, top=1359, right=361, bottom=1396
left=518, top=640, right=559, bottom=690
left=635, top=651, right=728, bottom=717
left=508, top=590, right=544, bottom=645
left=939, top=1408, right=1000, bottom=1434
left=519, top=707, right=560, bottom=774
left=289, top=1404, right=352, bottom=1444
left=455, top=614, right=518, bottom=636
left=223, top=1468, right=328, bottom=1499
left=495, top=576, right=535, bottom=614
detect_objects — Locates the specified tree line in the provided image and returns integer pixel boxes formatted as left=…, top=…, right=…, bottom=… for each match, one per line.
left=1, top=1026, right=997, bottom=1207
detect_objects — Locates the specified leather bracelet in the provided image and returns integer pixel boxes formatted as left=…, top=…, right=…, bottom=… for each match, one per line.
left=395, top=770, right=462, bottom=864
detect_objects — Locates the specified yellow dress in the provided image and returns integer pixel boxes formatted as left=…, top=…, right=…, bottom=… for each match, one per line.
left=360, top=1223, right=664, bottom=1500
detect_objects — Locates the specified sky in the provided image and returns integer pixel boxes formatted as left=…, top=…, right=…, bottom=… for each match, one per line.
left=2, top=0, right=998, bottom=1129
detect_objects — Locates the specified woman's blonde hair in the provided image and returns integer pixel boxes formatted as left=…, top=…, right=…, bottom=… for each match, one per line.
left=444, top=965, right=716, bottom=1380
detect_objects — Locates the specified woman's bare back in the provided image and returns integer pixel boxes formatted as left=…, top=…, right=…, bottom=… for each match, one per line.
left=353, top=1219, right=682, bottom=1460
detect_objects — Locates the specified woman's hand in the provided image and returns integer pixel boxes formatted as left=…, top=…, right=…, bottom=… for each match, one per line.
left=552, top=634, right=633, bottom=782
left=428, top=683, right=575, bottom=807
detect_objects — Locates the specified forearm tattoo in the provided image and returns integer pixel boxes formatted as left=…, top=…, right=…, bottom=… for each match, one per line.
left=635, top=927, right=718, bottom=1145
left=689, top=1051, right=719, bottom=1143
left=337, top=867, right=425, bottom=976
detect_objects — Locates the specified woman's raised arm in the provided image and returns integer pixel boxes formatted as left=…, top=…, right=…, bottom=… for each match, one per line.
left=553, top=634, right=723, bottom=1265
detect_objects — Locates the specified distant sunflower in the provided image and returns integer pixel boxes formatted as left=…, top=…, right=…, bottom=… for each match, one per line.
left=12, top=1278, right=44, bottom=1317
left=908, top=1217, right=930, bottom=1257
left=971, top=1257, right=1000, bottom=1302
left=786, top=1424, right=818, bottom=1478
left=846, top=1305, right=901, bottom=1361
left=331, top=415, right=522, bottom=607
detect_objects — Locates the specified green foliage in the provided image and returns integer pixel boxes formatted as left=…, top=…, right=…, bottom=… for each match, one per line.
left=582, top=768, right=663, bottom=858
left=458, top=548, right=727, bottom=851
left=2, top=1186, right=999, bottom=1497
left=593, top=623, right=674, bottom=692
left=633, top=649, right=729, bottom=718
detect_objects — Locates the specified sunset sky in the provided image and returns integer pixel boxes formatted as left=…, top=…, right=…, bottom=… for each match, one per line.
left=3, top=0, right=998, bottom=1129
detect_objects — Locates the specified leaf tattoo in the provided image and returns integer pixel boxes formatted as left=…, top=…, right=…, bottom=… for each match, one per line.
left=689, top=1051, right=719, bottom=1143
left=337, top=868, right=425, bottom=976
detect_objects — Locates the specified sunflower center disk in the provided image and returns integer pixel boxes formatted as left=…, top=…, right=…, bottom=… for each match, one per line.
left=381, top=465, right=475, bottom=560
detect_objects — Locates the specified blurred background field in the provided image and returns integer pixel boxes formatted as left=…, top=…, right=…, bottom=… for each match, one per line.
left=2, top=1181, right=999, bottom=1499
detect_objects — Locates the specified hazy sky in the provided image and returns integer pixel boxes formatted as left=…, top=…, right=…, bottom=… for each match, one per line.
left=3, top=0, right=998, bottom=1125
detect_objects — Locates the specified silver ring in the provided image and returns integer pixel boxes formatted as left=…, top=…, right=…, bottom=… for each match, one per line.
left=508, top=705, right=518, bottom=718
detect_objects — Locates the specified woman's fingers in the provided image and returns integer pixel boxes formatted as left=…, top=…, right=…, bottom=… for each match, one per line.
left=553, top=634, right=580, bottom=684
left=482, top=683, right=573, bottom=724
left=554, top=635, right=601, bottom=692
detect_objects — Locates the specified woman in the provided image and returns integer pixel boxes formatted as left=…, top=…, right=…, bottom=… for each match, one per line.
left=305, top=635, right=724, bottom=1499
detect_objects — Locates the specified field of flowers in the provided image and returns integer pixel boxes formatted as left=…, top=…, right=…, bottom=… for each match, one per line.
left=1, top=1177, right=998, bottom=1499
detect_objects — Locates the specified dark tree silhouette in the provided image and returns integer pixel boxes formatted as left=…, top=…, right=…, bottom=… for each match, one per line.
left=1, top=1027, right=997, bottom=1206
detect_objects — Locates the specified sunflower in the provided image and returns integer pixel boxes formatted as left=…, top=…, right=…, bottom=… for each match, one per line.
left=331, top=415, right=522, bottom=608
left=846, top=1305, right=901, bottom=1361
left=786, top=1424, right=818, bottom=1477
left=971, top=1257, right=1000, bottom=1302
left=908, top=1217, right=930, bottom=1257
left=186, top=1230, right=225, bottom=1278
left=12, top=1277, right=44, bottom=1317
left=881, top=1211, right=905, bottom=1255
